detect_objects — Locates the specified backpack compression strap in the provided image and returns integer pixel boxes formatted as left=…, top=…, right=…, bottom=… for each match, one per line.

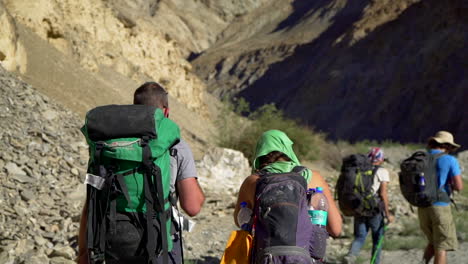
left=141, top=137, right=169, bottom=264
left=86, top=142, right=107, bottom=263
left=432, top=153, right=452, bottom=204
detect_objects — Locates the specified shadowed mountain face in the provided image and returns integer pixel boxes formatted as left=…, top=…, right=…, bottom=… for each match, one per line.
left=194, top=0, right=468, bottom=148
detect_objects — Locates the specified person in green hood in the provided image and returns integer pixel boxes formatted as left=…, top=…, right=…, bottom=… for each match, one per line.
left=234, top=129, right=342, bottom=237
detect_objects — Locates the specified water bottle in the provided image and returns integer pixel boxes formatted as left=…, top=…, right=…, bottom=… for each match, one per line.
left=418, top=172, right=426, bottom=192
left=308, top=187, right=328, bottom=226
left=308, top=187, right=329, bottom=259
left=237, top=201, right=253, bottom=231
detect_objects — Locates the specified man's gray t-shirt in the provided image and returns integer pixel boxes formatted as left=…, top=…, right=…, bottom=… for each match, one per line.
left=169, top=139, right=198, bottom=193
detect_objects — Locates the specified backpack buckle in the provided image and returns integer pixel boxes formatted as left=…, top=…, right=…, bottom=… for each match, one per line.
left=140, top=136, right=150, bottom=147
left=89, top=250, right=105, bottom=263
left=170, top=148, right=178, bottom=157
left=95, top=141, right=105, bottom=150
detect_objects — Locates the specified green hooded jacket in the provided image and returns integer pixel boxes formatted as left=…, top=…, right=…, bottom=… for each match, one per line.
left=252, top=129, right=312, bottom=183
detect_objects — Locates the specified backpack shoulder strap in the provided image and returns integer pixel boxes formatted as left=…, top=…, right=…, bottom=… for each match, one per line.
left=291, top=166, right=307, bottom=174
left=430, top=152, right=452, bottom=204
left=372, top=165, right=380, bottom=178
left=256, top=169, right=269, bottom=178
left=433, top=152, right=447, bottom=159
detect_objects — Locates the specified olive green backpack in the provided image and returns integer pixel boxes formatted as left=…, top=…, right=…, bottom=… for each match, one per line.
left=81, top=104, right=180, bottom=264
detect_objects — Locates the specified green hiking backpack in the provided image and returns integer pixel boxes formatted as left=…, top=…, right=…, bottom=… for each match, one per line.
left=81, top=104, right=180, bottom=264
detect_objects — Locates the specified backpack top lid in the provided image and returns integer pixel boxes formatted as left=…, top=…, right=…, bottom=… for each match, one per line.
left=84, top=104, right=158, bottom=141
left=81, top=104, right=180, bottom=162
left=252, top=129, right=312, bottom=183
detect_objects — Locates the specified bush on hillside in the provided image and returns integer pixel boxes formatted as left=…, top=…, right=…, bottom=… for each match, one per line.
left=351, top=139, right=424, bottom=155
left=216, top=98, right=325, bottom=164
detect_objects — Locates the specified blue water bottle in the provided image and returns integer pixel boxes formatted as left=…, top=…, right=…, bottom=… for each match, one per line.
left=418, top=172, right=426, bottom=192
left=237, top=201, right=253, bottom=231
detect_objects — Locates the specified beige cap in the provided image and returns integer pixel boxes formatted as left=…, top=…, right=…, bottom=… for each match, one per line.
left=429, top=131, right=461, bottom=149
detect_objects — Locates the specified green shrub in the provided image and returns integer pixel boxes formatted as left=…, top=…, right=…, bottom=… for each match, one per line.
left=350, top=139, right=424, bottom=155
left=352, top=139, right=380, bottom=154
left=397, top=218, right=423, bottom=237
left=216, top=98, right=325, bottom=163
left=453, top=179, right=468, bottom=241
left=454, top=209, right=468, bottom=242
left=382, top=236, right=426, bottom=250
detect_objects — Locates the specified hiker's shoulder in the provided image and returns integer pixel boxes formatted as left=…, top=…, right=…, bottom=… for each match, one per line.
left=247, top=173, right=261, bottom=181
left=310, top=169, right=320, bottom=176
left=441, top=153, right=459, bottom=162
left=172, top=139, right=191, bottom=151
left=375, top=167, right=390, bottom=182
left=239, top=174, right=261, bottom=195
left=242, top=174, right=261, bottom=185
left=376, top=166, right=389, bottom=174
left=308, top=170, right=326, bottom=186
left=437, top=153, right=460, bottom=168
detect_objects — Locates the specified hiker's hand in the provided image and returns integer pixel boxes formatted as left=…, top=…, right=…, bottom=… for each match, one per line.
left=386, top=214, right=395, bottom=223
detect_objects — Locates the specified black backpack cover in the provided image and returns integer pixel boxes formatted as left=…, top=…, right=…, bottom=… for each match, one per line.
left=399, top=151, right=449, bottom=207
left=336, top=154, right=382, bottom=217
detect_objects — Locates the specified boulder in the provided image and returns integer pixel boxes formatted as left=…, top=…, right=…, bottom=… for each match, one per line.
left=196, top=147, right=251, bottom=195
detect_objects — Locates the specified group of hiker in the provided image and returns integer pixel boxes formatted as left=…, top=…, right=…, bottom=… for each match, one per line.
left=76, top=81, right=463, bottom=264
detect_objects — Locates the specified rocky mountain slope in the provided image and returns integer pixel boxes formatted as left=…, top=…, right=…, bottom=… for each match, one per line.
left=0, top=0, right=229, bottom=158
left=0, top=66, right=86, bottom=263
left=110, top=0, right=270, bottom=57
left=193, top=0, right=468, bottom=148
left=2, top=0, right=205, bottom=112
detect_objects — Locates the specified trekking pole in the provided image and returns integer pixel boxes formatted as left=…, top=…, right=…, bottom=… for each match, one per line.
left=370, top=222, right=389, bottom=264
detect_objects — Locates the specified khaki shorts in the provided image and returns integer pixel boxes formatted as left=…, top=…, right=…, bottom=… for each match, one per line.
left=418, top=206, right=458, bottom=251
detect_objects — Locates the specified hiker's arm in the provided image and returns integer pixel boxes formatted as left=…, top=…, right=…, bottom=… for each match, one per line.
left=309, top=171, right=342, bottom=237
left=178, top=178, right=205, bottom=216
left=77, top=201, right=88, bottom=264
left=448, top=158, right=462, bottom=192
left=451, top=175, right=463, bottom=191
left=174, top=140, right=205, bottom=216
left=379, top=181, right=394, bottom=223
left=234, top=174, right=258, bottom=227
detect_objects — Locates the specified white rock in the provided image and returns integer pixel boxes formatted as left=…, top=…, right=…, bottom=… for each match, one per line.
left=196, top=147, right=251, bottom=193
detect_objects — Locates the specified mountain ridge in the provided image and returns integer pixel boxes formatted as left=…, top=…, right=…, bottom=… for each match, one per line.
left=193, top=0, right=468, bottom=148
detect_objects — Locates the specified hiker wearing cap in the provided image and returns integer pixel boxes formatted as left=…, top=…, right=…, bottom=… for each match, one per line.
left=344, top=147, right=394, bottom=264
left=419, top=131, right=463, bottom=264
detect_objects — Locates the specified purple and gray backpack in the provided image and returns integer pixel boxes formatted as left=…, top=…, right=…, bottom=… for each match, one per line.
left=252, top=166, right=328, bottom=264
